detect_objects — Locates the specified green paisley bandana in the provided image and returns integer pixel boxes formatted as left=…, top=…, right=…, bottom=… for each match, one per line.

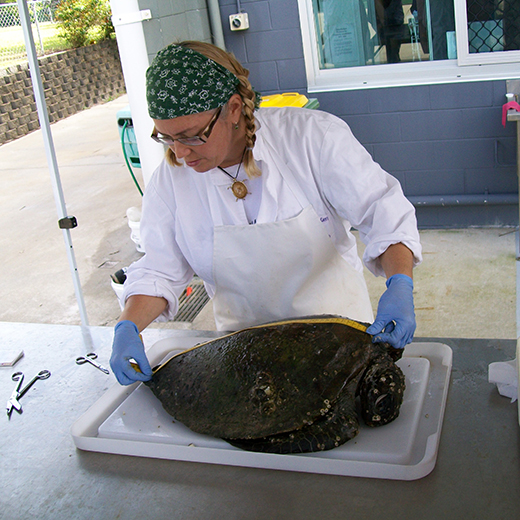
left=146, top=44, right=240, bottom=120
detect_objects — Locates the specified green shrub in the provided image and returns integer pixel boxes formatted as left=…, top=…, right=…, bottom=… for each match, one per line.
left=55, top=0, right=114, bottom=48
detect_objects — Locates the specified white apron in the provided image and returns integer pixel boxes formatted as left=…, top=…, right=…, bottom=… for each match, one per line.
left=211, top=162, right=374, bottom=331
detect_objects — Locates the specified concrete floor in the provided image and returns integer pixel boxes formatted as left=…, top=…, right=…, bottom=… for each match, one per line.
left=0, top=94, right=517, bottom=340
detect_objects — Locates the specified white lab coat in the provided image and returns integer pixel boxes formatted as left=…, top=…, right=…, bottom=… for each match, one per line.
left=123, top=107, right=422, bottom=322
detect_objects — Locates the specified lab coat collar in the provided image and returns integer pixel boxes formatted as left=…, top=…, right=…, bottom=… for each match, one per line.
left=207, top=117, right=267, bottom=188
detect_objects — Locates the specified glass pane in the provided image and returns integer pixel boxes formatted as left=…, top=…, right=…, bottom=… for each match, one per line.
left=467, top=0, right=520, bottom=53
left=311, top=0, right=457, bottom=67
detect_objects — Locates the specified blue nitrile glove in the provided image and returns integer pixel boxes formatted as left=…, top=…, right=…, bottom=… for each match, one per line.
left=366, top=274, right=415, bottom=349
left=110, top=320, right=153, bottom=385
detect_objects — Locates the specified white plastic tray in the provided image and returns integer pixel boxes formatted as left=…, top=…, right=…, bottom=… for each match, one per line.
left=71, top=338, right=452, bottom=480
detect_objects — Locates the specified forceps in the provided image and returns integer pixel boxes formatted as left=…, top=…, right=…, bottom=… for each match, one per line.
left=6, top=370, right=51, bottom=419
left=76, top=352, right=110, bottom=374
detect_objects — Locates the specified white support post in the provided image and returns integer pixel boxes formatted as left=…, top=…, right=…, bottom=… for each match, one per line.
left=110, top=0, right=164, bottom=186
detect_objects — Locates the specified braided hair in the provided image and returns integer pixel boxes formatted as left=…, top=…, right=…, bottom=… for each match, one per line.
left=164, top=41, right=261, bottom=179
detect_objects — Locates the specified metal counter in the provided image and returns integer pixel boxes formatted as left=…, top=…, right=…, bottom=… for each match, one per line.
left=0, top=322, right=518, bottom=519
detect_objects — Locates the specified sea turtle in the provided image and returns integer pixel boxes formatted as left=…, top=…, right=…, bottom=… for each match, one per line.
left=144, top=315, right=406, bottom=454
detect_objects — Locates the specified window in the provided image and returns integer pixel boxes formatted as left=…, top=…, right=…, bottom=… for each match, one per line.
left=297, top=0, right=520, bottom=90
left=455, top=0, right=520, bottom=64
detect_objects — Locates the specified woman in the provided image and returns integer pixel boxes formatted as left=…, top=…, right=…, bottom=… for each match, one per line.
left=110, top=41, right=422, bottom=385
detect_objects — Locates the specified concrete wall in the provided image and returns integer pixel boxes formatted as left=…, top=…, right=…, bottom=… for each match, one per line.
left=0, top=40, right=125, bottom=145
left=218, top=0, right=519, bottom=228
left=137, top=0, right=212, bottom=62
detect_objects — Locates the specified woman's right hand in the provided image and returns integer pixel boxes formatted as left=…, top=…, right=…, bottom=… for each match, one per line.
left=110, top=320, right=153, bottom=385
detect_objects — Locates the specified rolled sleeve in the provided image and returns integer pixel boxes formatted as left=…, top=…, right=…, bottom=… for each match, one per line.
left=122, top=176, right=195, bottom=321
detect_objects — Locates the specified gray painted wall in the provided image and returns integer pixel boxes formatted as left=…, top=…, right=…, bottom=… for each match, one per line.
left=138, top=0, right=213, bottom=63
left=218, top=0, right=519, bottom=228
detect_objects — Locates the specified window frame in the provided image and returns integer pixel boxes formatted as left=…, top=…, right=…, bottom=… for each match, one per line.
left=297, top=0, right=520, bottom=92
left=453, top=0, right=520, bottom=65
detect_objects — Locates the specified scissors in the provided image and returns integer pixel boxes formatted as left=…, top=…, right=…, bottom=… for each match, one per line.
left=6, top=370, right=51, bottom=419
left=6, top=372, right=24, bottom=418
left=76, top=352, right=110, bottom=374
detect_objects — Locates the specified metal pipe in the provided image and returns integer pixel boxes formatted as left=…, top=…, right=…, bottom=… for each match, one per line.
left=30, top=1, right=44, bottom=54
left=16, top=0, right=89, bottom=329
left=207, top=0, right=226, bottom=49
left=408, top=194, right=518, bottom=207
left=425, top=0, right=433, bottom=60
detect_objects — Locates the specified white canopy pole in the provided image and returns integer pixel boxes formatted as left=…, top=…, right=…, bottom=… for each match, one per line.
left=16, top=0, right=92, bottom=348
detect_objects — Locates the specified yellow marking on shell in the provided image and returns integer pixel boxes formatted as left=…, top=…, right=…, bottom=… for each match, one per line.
left=151, top=316, right=368, bottom=373
left=246, top=316, right=368, bottom=333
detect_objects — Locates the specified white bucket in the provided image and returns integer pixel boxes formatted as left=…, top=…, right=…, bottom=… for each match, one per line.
left=126, top=206, right=144, bottom=253
left=111, top=280, right=125, bottom=311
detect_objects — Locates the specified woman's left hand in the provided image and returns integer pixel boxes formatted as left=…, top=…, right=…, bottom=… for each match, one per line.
left=366, top=274, right=415, bottom=349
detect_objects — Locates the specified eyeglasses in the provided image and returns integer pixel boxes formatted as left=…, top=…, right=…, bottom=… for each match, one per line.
left=151, top=106, right=222, bottom=147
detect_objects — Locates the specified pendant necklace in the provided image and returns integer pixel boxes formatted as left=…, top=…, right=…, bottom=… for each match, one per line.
left=218, top=148, right=249, bottom=200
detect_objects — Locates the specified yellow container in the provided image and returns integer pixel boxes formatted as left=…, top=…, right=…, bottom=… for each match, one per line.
left=260, top=92, right=309, bottom=108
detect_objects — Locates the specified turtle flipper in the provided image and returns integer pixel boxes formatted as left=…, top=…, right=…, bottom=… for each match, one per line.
left=358, top=354, right=406, bottom=427
left=224, top=380, right=360, bottom=454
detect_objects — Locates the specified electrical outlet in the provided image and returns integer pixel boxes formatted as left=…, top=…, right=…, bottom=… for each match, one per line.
left=229, top=13, right=249, bottom=31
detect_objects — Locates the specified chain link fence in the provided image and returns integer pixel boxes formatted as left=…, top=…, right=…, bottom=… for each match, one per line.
left=468, top=0, right=520, bottom=53
left=0, top=1, right=67, bottom=70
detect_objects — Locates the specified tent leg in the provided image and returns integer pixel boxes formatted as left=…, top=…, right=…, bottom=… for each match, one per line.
left=16, top=0, right=91, bottom=339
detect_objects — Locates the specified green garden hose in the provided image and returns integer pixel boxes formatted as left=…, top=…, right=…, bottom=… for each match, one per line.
left=121, top=120, right=144, bottom=196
